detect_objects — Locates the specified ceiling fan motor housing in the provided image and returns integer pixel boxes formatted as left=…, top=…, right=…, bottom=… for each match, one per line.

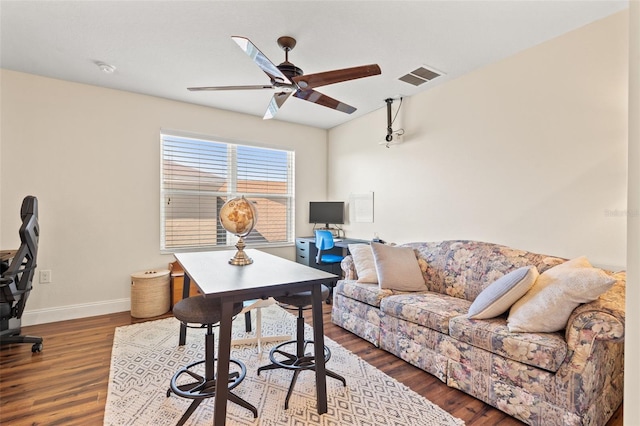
left=277, top=62, right=304, bottom=81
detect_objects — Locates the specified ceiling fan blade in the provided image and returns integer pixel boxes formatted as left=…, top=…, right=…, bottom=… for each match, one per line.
left=232, top=36, right=292, bottom=85
left=293, top=89, right=356, bottom=114
left=187, top=85, right=274, bottom=91
left=264, top=92, right=293, bottom=120
left=292, top=64, right=381, bottom=89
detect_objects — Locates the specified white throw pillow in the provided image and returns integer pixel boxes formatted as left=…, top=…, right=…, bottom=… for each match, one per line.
left=507, top=256, right=615, bottom=333
left=370, top=242, right=425, bottom=291
left=467, top=266, right=539, bottom=319
left=348, top=244, right=378, bottom=284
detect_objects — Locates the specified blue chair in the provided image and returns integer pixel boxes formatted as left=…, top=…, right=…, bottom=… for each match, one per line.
left=314, top=230, right=344, bottom=303
left=314, top=230, right=344, bottom=265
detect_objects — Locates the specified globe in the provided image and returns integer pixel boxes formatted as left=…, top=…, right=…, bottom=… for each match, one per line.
left=219, top=196, right=257, bottom=265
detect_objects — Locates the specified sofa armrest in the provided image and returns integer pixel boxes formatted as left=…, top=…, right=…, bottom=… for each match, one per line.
left=565, top=272, right=626, bottom=353
left=341, top=255, right=358, bottom=280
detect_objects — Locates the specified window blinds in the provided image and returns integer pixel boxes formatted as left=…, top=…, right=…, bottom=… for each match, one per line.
left=161, top=133, right=294, bottom=251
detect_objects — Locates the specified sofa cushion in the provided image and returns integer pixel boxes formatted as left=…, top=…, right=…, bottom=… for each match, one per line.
left=371, top=242, right=427, bottom=291
left=348, top=243, right=378, bottom=284
left=380, top=314, right=453, bottom=382
left=449, top=315, right=567, bottom=372
left=380, top=292, right=471, bottom=334
left=508, top=256, right=616, bottom=333
left=335, top=280, right=393, bottom=307
left=467, top=266, right=539, bottom=319
left=332, top=292, right=383, bottom=346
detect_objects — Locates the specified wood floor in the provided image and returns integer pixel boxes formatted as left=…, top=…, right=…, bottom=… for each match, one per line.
left=0, top=303, right=623, bottom=426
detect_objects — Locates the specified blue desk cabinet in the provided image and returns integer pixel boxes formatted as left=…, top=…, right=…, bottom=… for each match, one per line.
left=295, top=236, right=369, bottom=275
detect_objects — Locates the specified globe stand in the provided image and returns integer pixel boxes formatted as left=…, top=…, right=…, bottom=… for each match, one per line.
left=229, top=236, right=253, bottom=266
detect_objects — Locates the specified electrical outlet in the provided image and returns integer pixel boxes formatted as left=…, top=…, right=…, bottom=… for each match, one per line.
left=39, top=270, right=52, bottom=283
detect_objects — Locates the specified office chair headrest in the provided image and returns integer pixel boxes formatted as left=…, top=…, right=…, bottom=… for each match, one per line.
left=20, top=196, right=38, bottom=220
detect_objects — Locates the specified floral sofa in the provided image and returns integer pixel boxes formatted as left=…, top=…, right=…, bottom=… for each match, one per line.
left=331, top=240, right=625, bottom=426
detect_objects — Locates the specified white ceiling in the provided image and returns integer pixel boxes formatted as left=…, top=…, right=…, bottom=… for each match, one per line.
left=0, top=1, right=628, bottom=129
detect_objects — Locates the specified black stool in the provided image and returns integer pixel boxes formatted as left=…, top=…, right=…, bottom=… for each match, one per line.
left=167, top=296, right=257, bottom=425
left=257, top=286, right=346, bottom=409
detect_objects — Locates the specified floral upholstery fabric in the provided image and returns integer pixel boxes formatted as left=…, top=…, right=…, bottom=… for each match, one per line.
left=380, top=314, right=451, bottom=382
left=340, top=255, right=358, bottom=280
left=380, top=292, right=471, bottom=334
left=447, top=336, right=624, bottom=425
left=331, top=285, right=385, bottom=346
left=449, top=315, right=567, bottom=372
left=335, top=280, right=393, bottom=307
left=565, top=272, right=626, bottom=348
left=332, top=240, right=625, bottom=426
left=407, top=240, right=566, bottom=302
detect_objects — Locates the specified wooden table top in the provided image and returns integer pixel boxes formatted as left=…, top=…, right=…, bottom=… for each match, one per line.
left=1, top=250, right=16, bottom=262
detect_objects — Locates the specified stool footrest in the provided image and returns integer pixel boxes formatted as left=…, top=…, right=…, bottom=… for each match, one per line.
left=266, top=340, right=330, bottom=371
left=257, top=338, right=346, bottom=410
left=169, top=358, right=246, bottom=400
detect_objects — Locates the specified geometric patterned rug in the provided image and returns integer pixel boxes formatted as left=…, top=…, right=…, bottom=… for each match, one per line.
left=104, top=305, right=465, bottom=425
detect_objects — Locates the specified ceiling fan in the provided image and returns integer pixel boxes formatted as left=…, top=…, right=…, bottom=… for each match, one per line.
left=188, top=36, right=382, bottom=120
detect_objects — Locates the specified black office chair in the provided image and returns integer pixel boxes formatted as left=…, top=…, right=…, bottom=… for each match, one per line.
left=0, top=196, right=42, bottom=353
left=314, top=230, right=344, bottom=303
left=167, top=296, right=257, bottom=425
left=257, top=286, right=346, bottom=409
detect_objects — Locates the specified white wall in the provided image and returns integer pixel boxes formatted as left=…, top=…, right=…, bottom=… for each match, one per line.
left=625, top=2, right=639, bottom=424
left=328, top=10, right=628, bottom=271
left=0, top=70, right=328, bottom=324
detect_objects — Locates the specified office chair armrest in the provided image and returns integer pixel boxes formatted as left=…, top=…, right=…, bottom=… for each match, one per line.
left=0, top=276, right=17, bottom=302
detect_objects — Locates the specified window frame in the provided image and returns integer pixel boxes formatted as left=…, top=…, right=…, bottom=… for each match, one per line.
left=160, top=130, right=295, bottom=254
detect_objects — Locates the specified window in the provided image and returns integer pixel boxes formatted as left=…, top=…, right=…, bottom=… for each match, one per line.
left=160, top=132, right=295, bottom=252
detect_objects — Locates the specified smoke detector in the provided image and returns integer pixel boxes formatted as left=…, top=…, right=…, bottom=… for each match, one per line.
left=95, top=61, right=116, bottom=74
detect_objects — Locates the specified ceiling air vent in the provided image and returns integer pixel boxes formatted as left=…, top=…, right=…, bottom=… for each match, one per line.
left=399, top=66, right=442, bottom=87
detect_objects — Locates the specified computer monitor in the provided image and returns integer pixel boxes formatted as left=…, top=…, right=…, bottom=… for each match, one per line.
left=309, top=201, right=344, bottom=228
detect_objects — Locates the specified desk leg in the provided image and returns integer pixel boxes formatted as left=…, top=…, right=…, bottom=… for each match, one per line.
left=213, top=296, right=233, bottom=426
left=311, top=283, right=328, bottom=414
left=178, top=274, right=191, bottom=346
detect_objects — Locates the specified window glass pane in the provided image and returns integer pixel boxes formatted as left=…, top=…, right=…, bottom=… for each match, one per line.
left=237, top=146, right=289, bottom=194
left=163, top=193, right=223, bottom=249
left=246, top=196, right=289, bottom=243
left=161, top=133, right=294, bottom=252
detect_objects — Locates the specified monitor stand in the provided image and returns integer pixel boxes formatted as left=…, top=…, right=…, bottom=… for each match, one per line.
left=312, top=224, right=343, bottom=238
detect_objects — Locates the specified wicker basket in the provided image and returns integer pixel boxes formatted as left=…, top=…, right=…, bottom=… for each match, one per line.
left=130, top=269, right=170, bottom=318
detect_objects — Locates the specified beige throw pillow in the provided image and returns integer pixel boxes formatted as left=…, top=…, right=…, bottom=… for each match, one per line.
left=507, top=256, right=615, bottom=333
left=348, top=244, right=378, bottom=284
left=467, top=266, right=539, bottom=319
left=370, top=242, right=425, bottom=291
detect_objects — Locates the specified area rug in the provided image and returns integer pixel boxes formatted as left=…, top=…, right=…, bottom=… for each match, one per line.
left=105, top=305, right=464, bottom=425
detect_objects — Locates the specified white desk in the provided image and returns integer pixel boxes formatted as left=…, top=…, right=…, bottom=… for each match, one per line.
left=174, top=249, right=337, bottom=425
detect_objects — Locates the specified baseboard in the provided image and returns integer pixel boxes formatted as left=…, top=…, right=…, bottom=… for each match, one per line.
left=21, top=298, right=131, bottom=326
